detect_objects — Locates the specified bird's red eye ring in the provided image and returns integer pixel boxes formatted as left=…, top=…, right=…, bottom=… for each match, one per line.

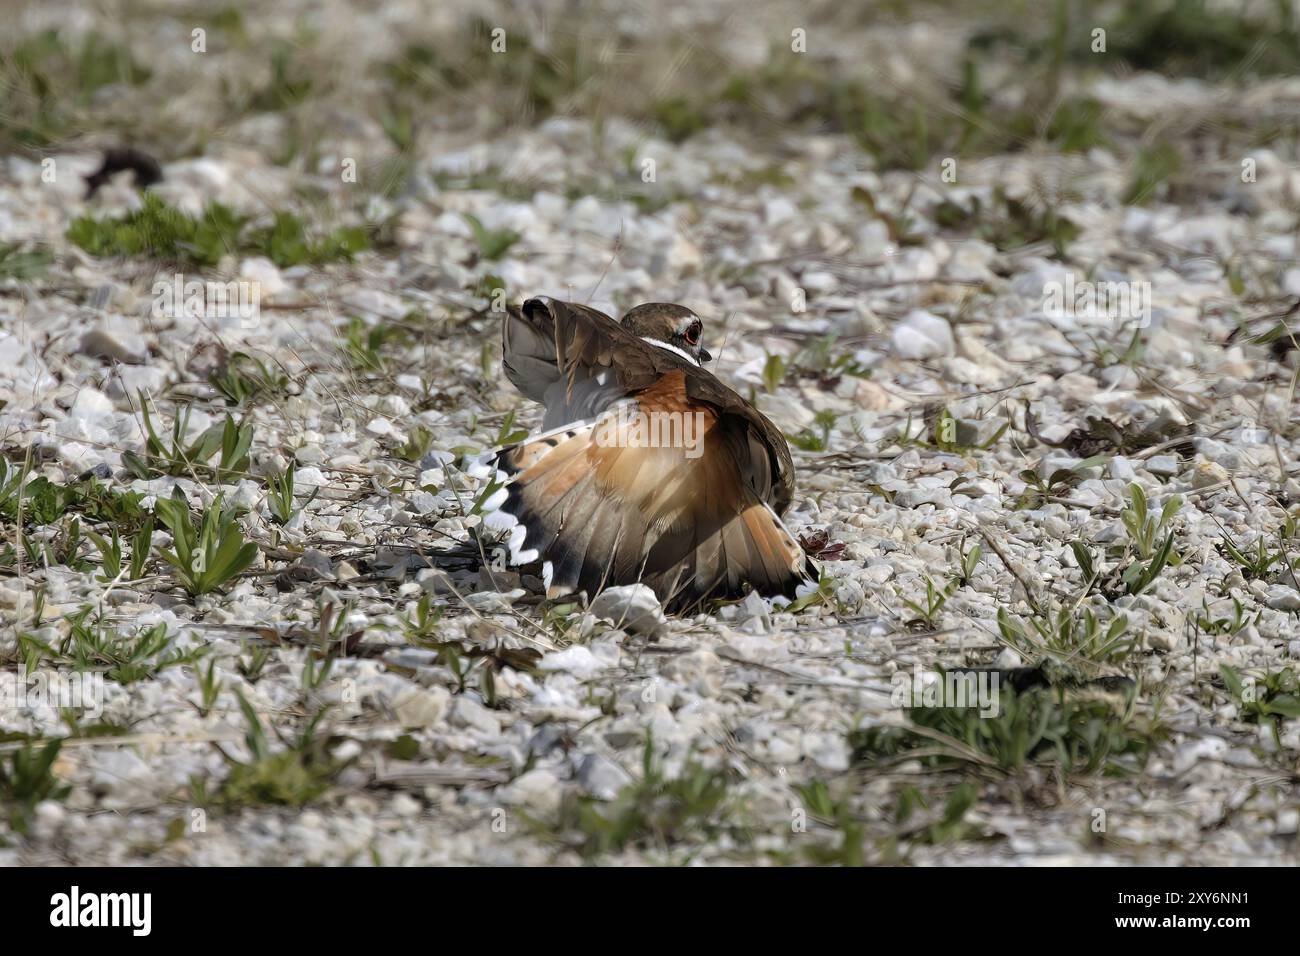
left=684, top=320, right=701, bottom=345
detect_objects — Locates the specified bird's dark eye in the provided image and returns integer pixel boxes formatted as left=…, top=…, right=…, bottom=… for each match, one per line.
left=683, top=320, right=701, bottom=345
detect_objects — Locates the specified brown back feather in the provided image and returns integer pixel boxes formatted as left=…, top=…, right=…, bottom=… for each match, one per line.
left=493, top=370, right=811, bottom=611
left=501, top=297, right=796, bottom=514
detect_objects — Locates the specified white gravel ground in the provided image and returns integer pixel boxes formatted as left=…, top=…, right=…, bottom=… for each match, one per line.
left=2, top=0, right=1300, bottom=865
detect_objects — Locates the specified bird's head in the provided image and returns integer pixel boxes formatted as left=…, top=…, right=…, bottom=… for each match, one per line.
left=620, top=302, right=711, bottom=364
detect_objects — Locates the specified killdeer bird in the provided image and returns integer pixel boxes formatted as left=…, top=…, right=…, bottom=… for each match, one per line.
left=480, top=296, right=815, bottom=612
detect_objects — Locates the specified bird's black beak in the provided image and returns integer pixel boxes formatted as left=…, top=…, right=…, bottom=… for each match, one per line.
left=697, top=347, right=712, bottom=364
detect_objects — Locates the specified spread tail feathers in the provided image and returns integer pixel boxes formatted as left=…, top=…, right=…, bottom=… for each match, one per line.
left=481, top=415, right=815, bottom=613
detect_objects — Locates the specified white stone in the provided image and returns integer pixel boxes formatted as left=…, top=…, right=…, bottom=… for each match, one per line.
left=68, top=387, right=115, bottom=420
left=80, top=321, right=148, bottom=364
left=588, top=584, right=666, bottom=635
left=1266, top=585, right=1300, bottom=612
left=890, top=310, right=954, bottom=359
left=238, top=256, right=288, bottom=298
left=538, top=645, right=608, bottom=679
left=577, top=754, right=632, bottom=800
left=450, top=696, right=501, bottom=736
left=392, top=686, right=451, bottom=728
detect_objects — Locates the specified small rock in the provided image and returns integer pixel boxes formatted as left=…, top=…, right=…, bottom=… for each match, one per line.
left=497, top=768, right=562, bottom=813
left=588, top=584, right=667, bottom=635
left=577, top=754, right=632, bottom=800
left=103, top=364, right=167, bottom=397
left=661, top=649, right=724, bottom=697
left=1276, top=808, right=1299, bottom=836
left=450, top=696, right=501, bottom=736
left=418, top=569, right=457, bottom=595
left=477, top=567, right=521, bottom=592
left=528, top=725, right=566, bottom=757
left=419, top=450, right=456, bottom=470
left=33, top=800, right=65, bottom=830
left=1190, top=461, right=1229, bottom=489
left=407, top=490, right=438, bottom=514
left=344, top=288, right=407, bottom=320
left=538, top=645, right=607, bottom=679
left=69, top=387, right=115, bottom=419
left=79, top=321, right=148, bottom=364
left=994, top=647, right=1022, bottom=669
left=389, top=792, right=422, bottom=818
left=863, top=562, right=894, bottom=584
left=392, top=686, right=451, bottom=728
left=1147, top=630, right=1178, bottom=652
left=890, top=310, right=954, bottom=360
left=728, top=591, right=771, bottom=632
left=764, top=197, right=797, bottom=225
left=464, top=588, right=524, bottom=611
left=282, top=549, right=333, bottom=583
left=1266, top=585, right=1300, bottom=612
left=238, top=256, right=288, bottom=298
left=1172, top=737, right=1227, bottom=775
left=832, top=577, right=866, bottom=612
left=1144, top=455, right=1179, bottom=477
left=803, top=732, right=850, bottom=772
left=1109, top=456, right=1137, bottom=482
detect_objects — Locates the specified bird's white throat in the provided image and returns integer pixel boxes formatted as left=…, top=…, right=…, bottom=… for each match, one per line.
left=640, top=337, right=700, bottom=365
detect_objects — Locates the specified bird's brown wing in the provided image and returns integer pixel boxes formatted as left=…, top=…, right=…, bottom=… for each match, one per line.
left=486, top=369, right=814, bottom=611
left=681, top=365, right=797, bottom=515
left=501, top=296, right=795, bottom=514
left=501, top=297, right=668, bottom=403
